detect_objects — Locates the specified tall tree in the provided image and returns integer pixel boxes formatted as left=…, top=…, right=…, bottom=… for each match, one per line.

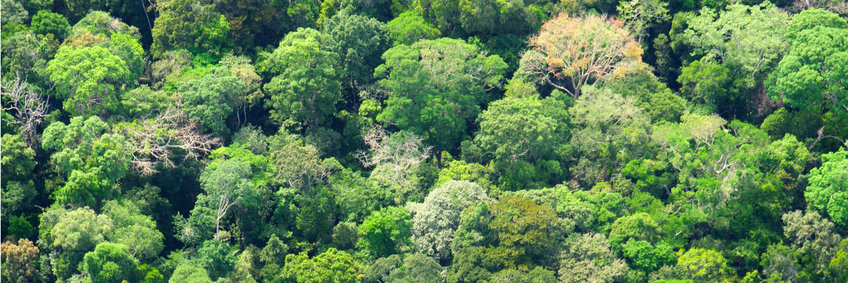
left=151, top=0, right=230, bottom=57
left=263, top=28, right=341, bottom=128
left=805, top=149, right=848, bottom=225
left=44, top=45, right=132, bottom=116
left=767, top=9, right=848, bottom=114
left=517, top=13, right=643, bottom=98
left=409, top=180, right=490, bottom=261
left=374, top=37, right=507, bottom=153
left=41, top=117, right=132, bottom=208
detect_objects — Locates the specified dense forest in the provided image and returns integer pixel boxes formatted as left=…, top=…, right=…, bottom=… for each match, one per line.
left=1, top=0, right=847, bottom=281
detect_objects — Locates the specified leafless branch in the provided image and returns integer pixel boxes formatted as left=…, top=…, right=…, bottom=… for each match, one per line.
left=1, top=75, right=49, bottom=146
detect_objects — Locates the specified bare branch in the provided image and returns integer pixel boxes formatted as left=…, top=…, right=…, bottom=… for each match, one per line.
left=1, top=75, right=49, bottom=146
left=116, top=108, right=221, bottom=175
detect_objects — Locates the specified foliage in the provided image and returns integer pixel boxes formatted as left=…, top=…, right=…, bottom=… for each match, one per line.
left=805, top=149, right=848, bottom=225
left=375, top=37, right=507, bottom=152
left=558, top=233, right=629, bottom=283
left=409, top=180, right=490, bottom=260
left=357, top=206, right=412, bottom=257
left=44, top=45, right=133, bottom=116
left=323, top=11, right=391, bottom=90
left=81, top=242, right=140, bottom=283
left=151, top=0, right=230, bottom=57
left=1, top=239, right=40, bottom=283
left=263, top=28, right=341, bottom=127
left=281, top=248, right=360, bottom=282
left=518, top=13, right=643, bottom=98
left=41, top=117, right=131, bottom=208
left=385, top=11, right=441, bottom=46
left=767, top=9, right=848, bottom=114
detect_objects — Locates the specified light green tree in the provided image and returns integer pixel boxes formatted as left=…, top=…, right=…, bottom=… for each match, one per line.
left=44, top=46, right=132, bottom=116
left=805, top=149, right=848, bottom=225
left=357, top=206, right=412, bottom=257
left=767, top=9, right=848, bottom=114
left=409, top=180, right=490, bottom=261
left=281, top=248, right=360, bottom=282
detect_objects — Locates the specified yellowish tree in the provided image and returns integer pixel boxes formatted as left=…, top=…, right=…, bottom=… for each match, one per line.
left=518, top=13, right=643, bottom=98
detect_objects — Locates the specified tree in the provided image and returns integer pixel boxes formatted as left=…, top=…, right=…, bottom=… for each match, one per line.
left=363, top=255, right=402, bottom=283
left=783, top=210, right=843, bottom=279
left=767, top=9, right=848, bottom=114
left=455, top=0, right=541, bottom=36
left=31, top=10, right=70, bottom=39
left=682, top=2, right=789, bottom=87
left=2, top=76, right=50, bottom=145
left=558, top=233, right=629, bottom=283
left=1, top=134, right=37, bottom=217
left=358, top=126, right=432, bottom=203
left=195, top=240, right=238, bottom=280
left=101, top=201, right=164, bottom=261
left=177, top=68, right=245, bottom=135
left=452, top=196, right=564, bottom=269
left=81, top=242, right=140, bottom=283
left=219, top=54, right=264, bottom=125
left=269, top=139, right=335, bottom=193
left=409, top=180, right=490, bottom=261
left=150, top=0, right=230, bottom=57
left=330, top=169, right=389, bottom=223
left=150, top=50, right=193, bottom=89
left=44, top=45, right=132, bottom=116
left=1, top=30, right=59, bottom=85
left=357, top=206, right=412, bottom=257
left=41, top=117, right=132, bottom=208
left=1, top=239, right=40, bottom=283
left=375, top=37, right=507, bottom=152
left=263, top=28, right=341, bottom=128
left=675, top=248, right=734, bottom=281
left=48, top=207, right=113, bottom=253
left=620, top=239, right=676, bottom=274
left=759, top=244, right=802, bottom=282
left=323, top=11, right=391, bottom=90
left=617, top=0, right=669, bottom=44
left=517, top=13, right=642, bottom=98
left=388, top=253, right=444, bottom=282
left=489, top=267, right=557, bottom=283
left=199, top=158, right=256, bottom=241
left=609, top=212, right=662, bottom=246
left=281, top=248, right=360, bottom=283
left=568, top=86, right=651, bottom=186
left=474, top=92, right=570, bottom=165
left=169, top=264, right=213, bottom=283
left=805, top=149, right=848, bottom=225
left=597, top=69, right=687, bottom=123
left=385, top=11, right=441, bottom=46
left=114, top=108, right=222, bottom=175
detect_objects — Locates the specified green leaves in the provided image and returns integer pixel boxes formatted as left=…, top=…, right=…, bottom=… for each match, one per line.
left=805, top=150, right=848, bottom=225
left=375, top=38, right=507, bottom=152
left=264, top=28, right=341, bottom=128
left=45, top=46, right=132, bottom=116
left=42, top=117, right=131, bottom=208
left=357, top=206, right=412, bottom=257
left=82, top=242, right=140, bottom=283
left=767, top=10, right=848, bottom=114
left=151, top=0, right=230, bottom=57
left=282, top=248, right=361, bottom=282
